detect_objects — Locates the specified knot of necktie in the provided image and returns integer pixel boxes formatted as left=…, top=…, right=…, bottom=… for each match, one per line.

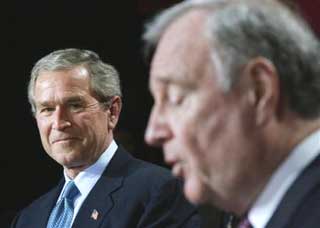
left=62, top=181, right=80, bottom=201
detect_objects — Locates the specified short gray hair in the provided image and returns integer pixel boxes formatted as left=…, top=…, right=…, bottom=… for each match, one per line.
left=28, top=48, right=122, bottom=114
left=143, top=0, right=320, bottom=119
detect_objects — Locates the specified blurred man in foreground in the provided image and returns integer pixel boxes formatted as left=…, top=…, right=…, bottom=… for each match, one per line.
left=143, top=0, right=320, bottom=227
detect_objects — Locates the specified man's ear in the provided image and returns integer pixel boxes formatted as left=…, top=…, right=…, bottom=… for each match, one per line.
left=107, top=96, right=122, bottom=130
left=243, top=57, right=280, bottom=126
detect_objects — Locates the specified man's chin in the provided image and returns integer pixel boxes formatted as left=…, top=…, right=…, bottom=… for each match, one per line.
left=52, top=152, right=78, bottom=167
left=184, top=178, right=209, bottom=205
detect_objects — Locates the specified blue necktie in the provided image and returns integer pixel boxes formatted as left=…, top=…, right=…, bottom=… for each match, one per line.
left=47, top=181, right=80, bottom=228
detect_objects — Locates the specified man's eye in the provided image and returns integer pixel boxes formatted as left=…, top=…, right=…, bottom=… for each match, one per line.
left=168, top=95, right=180, bottom=105
left=167, top=92, right=185, bottom=106
left=69, top=103, right=84, bottom=111
left=167, top=86, right=187, bottom=106
left=40, top=107, right=54, bottom=114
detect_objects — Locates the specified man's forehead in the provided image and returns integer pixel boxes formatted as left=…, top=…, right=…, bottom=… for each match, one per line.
left=150, top=9, right=213, bottom=87
left=162, top=9, right=209, bottom=42
left=36, top=94, right=84, bottom=104
left=152, top=9, right=210, bottom=64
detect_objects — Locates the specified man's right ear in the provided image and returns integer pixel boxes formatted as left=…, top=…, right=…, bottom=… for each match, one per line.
left=243, top=57, right=280, bottom=126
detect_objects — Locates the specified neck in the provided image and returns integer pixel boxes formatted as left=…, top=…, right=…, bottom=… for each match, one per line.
left=65, top=165, right=87, bottom=179
left=277, top=116, right=320, bottom=158
left=232, top=114, right=320, bottom=216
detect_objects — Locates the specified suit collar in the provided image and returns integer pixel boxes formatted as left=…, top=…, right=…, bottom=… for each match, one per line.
left=29, top=179, right=65, bottom=228
left=266, top=154, right=320, bottom=228
left=250, top=130, right=320, bottom=228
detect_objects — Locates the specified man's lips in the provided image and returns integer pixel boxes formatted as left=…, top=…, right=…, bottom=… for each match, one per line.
left=172, top=162, right=185, bottom=178
left=164, top=153, right=185, bottom=178
left=51, top=137, right=79, bottom=144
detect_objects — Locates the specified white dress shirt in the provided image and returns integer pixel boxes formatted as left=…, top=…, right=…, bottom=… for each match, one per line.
left=56, top=140, right=118, bottom=225
left=248, top=129, right=320, bottom=228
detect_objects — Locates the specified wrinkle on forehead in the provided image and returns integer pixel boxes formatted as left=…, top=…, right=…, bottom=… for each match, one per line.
left=34, top=66, right=92, bottom=105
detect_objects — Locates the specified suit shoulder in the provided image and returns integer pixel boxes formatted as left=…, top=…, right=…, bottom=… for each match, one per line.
left=16, top=184, right=59, bottom=217
left=128, top=157, right=174, bottom=181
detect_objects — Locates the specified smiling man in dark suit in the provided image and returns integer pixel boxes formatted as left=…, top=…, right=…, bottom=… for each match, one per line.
left=11, top=48, right=200, bottom=228
left=143, top=0, right=320, bottom=227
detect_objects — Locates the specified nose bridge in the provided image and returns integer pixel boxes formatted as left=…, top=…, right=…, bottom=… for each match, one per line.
left=52, top=105, right=71, bottom=130
left=145, top=104, right=171, bottom=146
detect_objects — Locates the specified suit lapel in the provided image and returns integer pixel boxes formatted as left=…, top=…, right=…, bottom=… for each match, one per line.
left=29, top=180, right=64, bottom=228
left=266, top=154, right=320, bottom=228
left=72, top=147, right=131, bottom=228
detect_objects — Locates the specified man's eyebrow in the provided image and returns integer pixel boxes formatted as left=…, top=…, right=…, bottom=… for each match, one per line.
left=151, top=73, right=188, bottom=85
left=37, top=101, right=53, bottom=107
left=36, top=96, right=85, bottom=106
left=64, top=96, right=84, bottom=103
left=150, top=75, right=194, bottom=92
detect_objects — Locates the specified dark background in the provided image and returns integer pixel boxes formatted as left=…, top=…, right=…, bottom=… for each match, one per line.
left=2, top=0, right=319, bottom=226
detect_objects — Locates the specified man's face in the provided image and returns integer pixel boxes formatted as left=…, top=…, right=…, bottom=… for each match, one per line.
left=34, top=66, right=114, bottom=175
left=145, top=10, right=263, bottom=209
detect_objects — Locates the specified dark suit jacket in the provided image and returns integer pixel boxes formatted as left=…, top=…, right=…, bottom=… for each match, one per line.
left=11, top=146, right=200, bottom=228
left=265, top=154, right=320, bottom=228
left=219, top=154, right=320, bottom=228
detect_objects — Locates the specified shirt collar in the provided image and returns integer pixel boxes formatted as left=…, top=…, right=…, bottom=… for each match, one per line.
left=249, top=129, right=320, bottom=228
left=62, top=140, right=118, bottom=200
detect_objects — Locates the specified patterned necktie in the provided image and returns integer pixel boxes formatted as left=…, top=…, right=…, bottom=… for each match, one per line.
left=237, top=216, right=253, bottom=228
left=47, top=181, right=80, bottom=228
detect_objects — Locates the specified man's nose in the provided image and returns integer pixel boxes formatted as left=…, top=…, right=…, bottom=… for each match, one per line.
left=145, top=107, right=172, bottom=147
left=52, top=107, right=71, bottom=130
